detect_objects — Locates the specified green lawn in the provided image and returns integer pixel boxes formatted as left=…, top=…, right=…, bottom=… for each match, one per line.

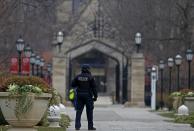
left=158, top=112, right=176, bottom=119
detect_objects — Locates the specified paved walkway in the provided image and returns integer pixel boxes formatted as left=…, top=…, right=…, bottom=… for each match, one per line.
left=66, top=105, right=193, bottom=131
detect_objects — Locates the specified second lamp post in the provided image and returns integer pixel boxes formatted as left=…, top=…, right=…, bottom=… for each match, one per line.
left=175, top=54, right=182, bottom=91
left=186, top=49, right=193, bottom=89
left=135, top=32, right=142, bottom=53
left=168, top=57, right=174, bottom=94
left=159, top=60, right=165, bottom=108
left=16, top=36, right=25, bottom=75
left=57, top=31, right=64, bottom=53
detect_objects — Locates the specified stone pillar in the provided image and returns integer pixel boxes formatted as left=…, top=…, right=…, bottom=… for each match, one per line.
left=130, top=53, right=145, bottom=107
left=52, top=56, right=67, bottom=101
left=106, top=59, right=116, bottom=95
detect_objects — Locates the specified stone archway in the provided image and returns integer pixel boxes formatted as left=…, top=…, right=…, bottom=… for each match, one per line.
left=52, top=39, right=145, bottom=105
left=53, top=37, right=145, bottom=105
left=65, top=39, right=127, bottom=103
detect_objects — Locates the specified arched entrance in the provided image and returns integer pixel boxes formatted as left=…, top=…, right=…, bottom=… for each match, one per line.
left=69, top=49, right=121, bottom=103
left=65, top=39, right=128, bottom=103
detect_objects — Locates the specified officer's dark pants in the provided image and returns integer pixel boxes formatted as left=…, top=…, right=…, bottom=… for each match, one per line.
left=75, top=94, right=94, bottom=129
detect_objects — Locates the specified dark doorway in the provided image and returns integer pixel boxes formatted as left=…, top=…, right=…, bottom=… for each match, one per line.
left=69, top=49, right=120, bottom=103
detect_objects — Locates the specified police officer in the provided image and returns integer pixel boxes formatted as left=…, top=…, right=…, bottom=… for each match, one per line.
left=71, top=64, right=98, bottom=130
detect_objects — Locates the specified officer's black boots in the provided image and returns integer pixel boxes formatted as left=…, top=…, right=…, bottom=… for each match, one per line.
left=75, top=127, right=96, bottom=130
left=88, top=127, right=96, bottom=130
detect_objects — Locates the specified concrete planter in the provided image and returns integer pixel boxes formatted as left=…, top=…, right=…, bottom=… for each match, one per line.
left=184, top=97, right=194, bottom=114
left=0, top=92, right=51, bottom=127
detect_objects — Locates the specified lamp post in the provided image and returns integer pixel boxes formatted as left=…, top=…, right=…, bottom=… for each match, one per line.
left=159, top=60, right=165, bottom=109
left=30, top=53, right=36, bottom=76
left=56, top=31, right=64, bottom=53
left=16, top=36, right=25, bottom=75
left=175, top=54, right=182, bottom=91
left=168, top=57, right=174, bottom=94
left=135, top=32, right=142, bottom=53
left=35, top=55, right=41, bottom=77
left=151, top=66, right=157, bottom=110
left=186, top=49, right=193, bottom=89
left=40, top=58, right=45, bottom=78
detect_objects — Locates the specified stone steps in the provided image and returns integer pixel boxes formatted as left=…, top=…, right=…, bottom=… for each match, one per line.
left=94, top=96, right=112, bottom=107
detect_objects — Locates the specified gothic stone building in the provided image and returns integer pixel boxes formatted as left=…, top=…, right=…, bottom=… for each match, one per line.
left=52, top=0, right=145, bottom=105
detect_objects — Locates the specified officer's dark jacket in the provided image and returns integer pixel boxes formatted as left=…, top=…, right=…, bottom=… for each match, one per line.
left=71, top=71, right=97, bottom=98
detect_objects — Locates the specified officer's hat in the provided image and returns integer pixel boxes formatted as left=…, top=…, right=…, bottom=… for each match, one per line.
left=81, top=64, right=90, bottom=72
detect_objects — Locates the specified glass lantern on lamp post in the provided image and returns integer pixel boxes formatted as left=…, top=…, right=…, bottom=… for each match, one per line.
left=16, top=36, right=25, bottom=75
left=168, top=57, right=174, bottom=94
left=56, top=31, right=64, bottom=53
left=175, top=54, right=182, bottom=91
left=186, top=49, right=193, bottom=89
left=135, top=32, right=142, bottom=53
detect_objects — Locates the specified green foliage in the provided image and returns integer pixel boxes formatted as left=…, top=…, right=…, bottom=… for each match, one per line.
left=37, top=127, right=66, bottom=131
left=7, top=84, right=42, bottom=95
left=1, top=76, right=51, bottom=120
left=0, top=126, right=9, bottom=131
left=170, top=89, right=194, bottom=111
left=171, top=89, right=194, bottom=97
left=59, top=113, right=71, bottom=128
left=2, top=76, right=50, bottom=93
left=14, top=94, right=34, bottom=120
left=174, top=112, right=194, bottom=128
left=175, top=115, right=194, bottom=123
left=159, top=112, right=176, bottom=119
left=6, top=84, right=44, bottom=120
left=49, top=88, right=62, bottom=106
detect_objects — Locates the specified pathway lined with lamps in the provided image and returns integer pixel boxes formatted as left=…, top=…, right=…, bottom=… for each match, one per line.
left=15, top=36, right=53, bottom=85
left=156, top=49, right=193, bottom=110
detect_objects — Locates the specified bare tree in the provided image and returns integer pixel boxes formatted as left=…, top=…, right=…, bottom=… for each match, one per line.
left=0, top=0, right=59, bottom=72
left=100, top=0, right=194, bottom=61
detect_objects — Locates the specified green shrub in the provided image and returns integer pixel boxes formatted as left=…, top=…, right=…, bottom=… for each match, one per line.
left=2, top=76, right=50, bottom=93
left=0, top=76, right=52, bottom=120
left=49, top=88, right=61, bottom=106
left=59, top=113, right=71, bottom=128
left=174, top=112, right=194, bottom=128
